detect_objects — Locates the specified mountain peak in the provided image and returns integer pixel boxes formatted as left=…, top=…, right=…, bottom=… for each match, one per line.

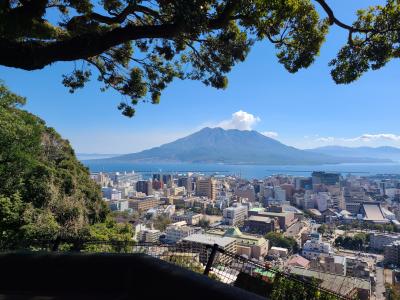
left=92, top=127, right=391, bottom=165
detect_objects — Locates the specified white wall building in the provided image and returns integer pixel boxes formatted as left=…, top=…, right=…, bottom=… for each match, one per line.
left=165, top=222, right=200, bottom=243
left=274, top=187, right=286, bottom=202
left=302, top=232, right=333, bottom=260
left=223, top=205, right=248, bottom=226
left=139, top=229, right=161, bottom=243
left=316, top=192, right=330, bottom=212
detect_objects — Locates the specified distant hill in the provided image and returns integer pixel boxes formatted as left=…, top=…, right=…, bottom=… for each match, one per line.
left=307, top=146, right=400, bottom=162
left=92, top=128, right=391, bottom=165
left=77, top=153, right=119, bottom=160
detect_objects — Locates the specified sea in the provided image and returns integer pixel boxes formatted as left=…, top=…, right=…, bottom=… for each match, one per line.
left=82, top=161, right=400, bottom=180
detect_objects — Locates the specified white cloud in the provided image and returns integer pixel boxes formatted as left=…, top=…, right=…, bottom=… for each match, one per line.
left=315, top=136, right=335, bottom=143
left=216, top=110, right=260, bottom=130
left=313, top=133, right=400, bottom=146
left=343, top=133, right=400, bottom=142
left=262, top=131, right=279, bottom=139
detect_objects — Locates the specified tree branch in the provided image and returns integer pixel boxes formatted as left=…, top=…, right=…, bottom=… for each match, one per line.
left=0, top=1, right=241, bottom=71
left=88, top=4, right=161, bottom=25
left=0, top=23, right=180, bottom=70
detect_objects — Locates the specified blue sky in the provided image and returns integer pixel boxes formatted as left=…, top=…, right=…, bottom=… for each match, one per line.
left=1, top=0, right=399, bottom=154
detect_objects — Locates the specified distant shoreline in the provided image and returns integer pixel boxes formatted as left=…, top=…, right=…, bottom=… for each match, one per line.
left=82, top=161, right=400, bottom=179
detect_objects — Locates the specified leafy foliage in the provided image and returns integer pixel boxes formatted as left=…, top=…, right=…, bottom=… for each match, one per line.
left=198, top=217, right=210, bottom=229
left=0, top=0, right=331, bottom=116
left=334, top=233, right=369, bottom=251
left=2, top=1, right=400, bottom=116
left=270, top=274, right=339, bottom=300
left=0, top=83, right=132, bottom=249
left=265, top=232, right=299, bottom=253
left=153, top=215, right=171, bottom=231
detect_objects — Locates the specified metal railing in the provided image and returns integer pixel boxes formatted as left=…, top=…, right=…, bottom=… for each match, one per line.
left=1, top=239, right=353, bottom=300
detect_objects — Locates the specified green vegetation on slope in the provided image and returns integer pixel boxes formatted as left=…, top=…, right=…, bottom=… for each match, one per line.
left=0, top=83, right=132, bottom=250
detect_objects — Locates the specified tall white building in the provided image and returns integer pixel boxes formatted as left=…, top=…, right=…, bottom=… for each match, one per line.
left=223, top=205, right=248, bottom=226
left=302, top=190, right=315, bottom=210
left=316, top=192, right=330, bottom=212
left=274, top=187, right=286, bottom=202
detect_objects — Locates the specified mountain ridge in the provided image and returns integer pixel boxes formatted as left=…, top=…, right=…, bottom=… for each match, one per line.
left=90, top=127, right=391, bottom=165
left=307, top=145, right=400, bottom=162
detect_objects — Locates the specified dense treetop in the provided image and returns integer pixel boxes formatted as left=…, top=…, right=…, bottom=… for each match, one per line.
left=0, top=83, right=132, bottom=249
left=1, top=0, right=399, bottom=116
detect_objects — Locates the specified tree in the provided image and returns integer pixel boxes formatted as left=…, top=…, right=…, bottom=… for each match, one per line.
left=1, top=1, right=397, bottom=116
left=198, top=217, right=210, bottom=229
left=265, top=232, right=299, bottom=253
left=153, top=215, right=171, bottom=231
left=334, top=233, right=368, bottom=251
left=270, top=275, right=338, bottom=300
left=0, top=83, right=131, bottom=249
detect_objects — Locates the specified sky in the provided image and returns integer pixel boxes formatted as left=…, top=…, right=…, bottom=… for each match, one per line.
left=1, top=1, right=399, bottom=154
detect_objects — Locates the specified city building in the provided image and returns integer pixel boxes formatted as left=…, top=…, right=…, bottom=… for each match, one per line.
left=139, top=229, right=161, bottom=243
left=243, top=215, right=277, bottom=235
left=171, top=212, right=202, bottom=225
left=302, top=232, right=333, bottom=259
left=310, top=255, right=346, bottom=276
left=222, top=205, right=248, bottom=226
left=129, top=197, right=160, bottom=213
left=384, top=240, right=400, bottom=265
left=109, top=171, right=142, bottom=186
left=196, top=177, right=217, bottom=200
left=273, top=186, right=286, bottom=202
left=312, top=172, right=340, bottom=186
left=102, top=187, right=121, bottom=200
left=136, top=180, right=153, bottom=196
left=162, top=174, right=173, bottom=188
left=269, top=247, right=288, bottom=257
left=370, top=233, right=400, bottom=250
left=178, top=177, right=192, bottom=194
left=250, top=207, right=296, bottom=231
left=286, top=255, right=310, bottom=269
left=359, top=203, right=390, bottom=224
left=108, top=199, right=129, bottom=212
left=181, top=233, right=236, bottom=264
left=165, top=222, right=201, bottom=243
left=346, top=257, right=371, bottom=280
left=207, top=227, right=268, bottom=260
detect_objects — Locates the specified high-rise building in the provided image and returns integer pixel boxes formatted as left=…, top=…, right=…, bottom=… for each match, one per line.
left=312, top=172, right=340, bottom=186
left=178, top=177, right=192, bottom=194
left=196, top=177, right=216, bottom=200
left=274, top=187, right=286, bottom=202
left=153, top=174, right=162, bottom=183
left=136, top=180, right=153, bottom=195
left=162, top=174, right=173, bottom=188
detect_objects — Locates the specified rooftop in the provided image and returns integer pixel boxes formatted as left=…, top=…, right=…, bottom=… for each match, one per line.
left=362, top=204, right=387, bottom=222
left=183, top=234, right=236, bottom=247
left=289, top=267, right=370, bottom=296
left=286, top=255, right=310, bottom=268
left=247, top=216, right=273, bottom=223
left=258, top=211, right=288, bottom=217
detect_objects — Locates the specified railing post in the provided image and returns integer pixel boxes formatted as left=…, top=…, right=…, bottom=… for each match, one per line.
left=204, top=243, right=219, bottom=276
